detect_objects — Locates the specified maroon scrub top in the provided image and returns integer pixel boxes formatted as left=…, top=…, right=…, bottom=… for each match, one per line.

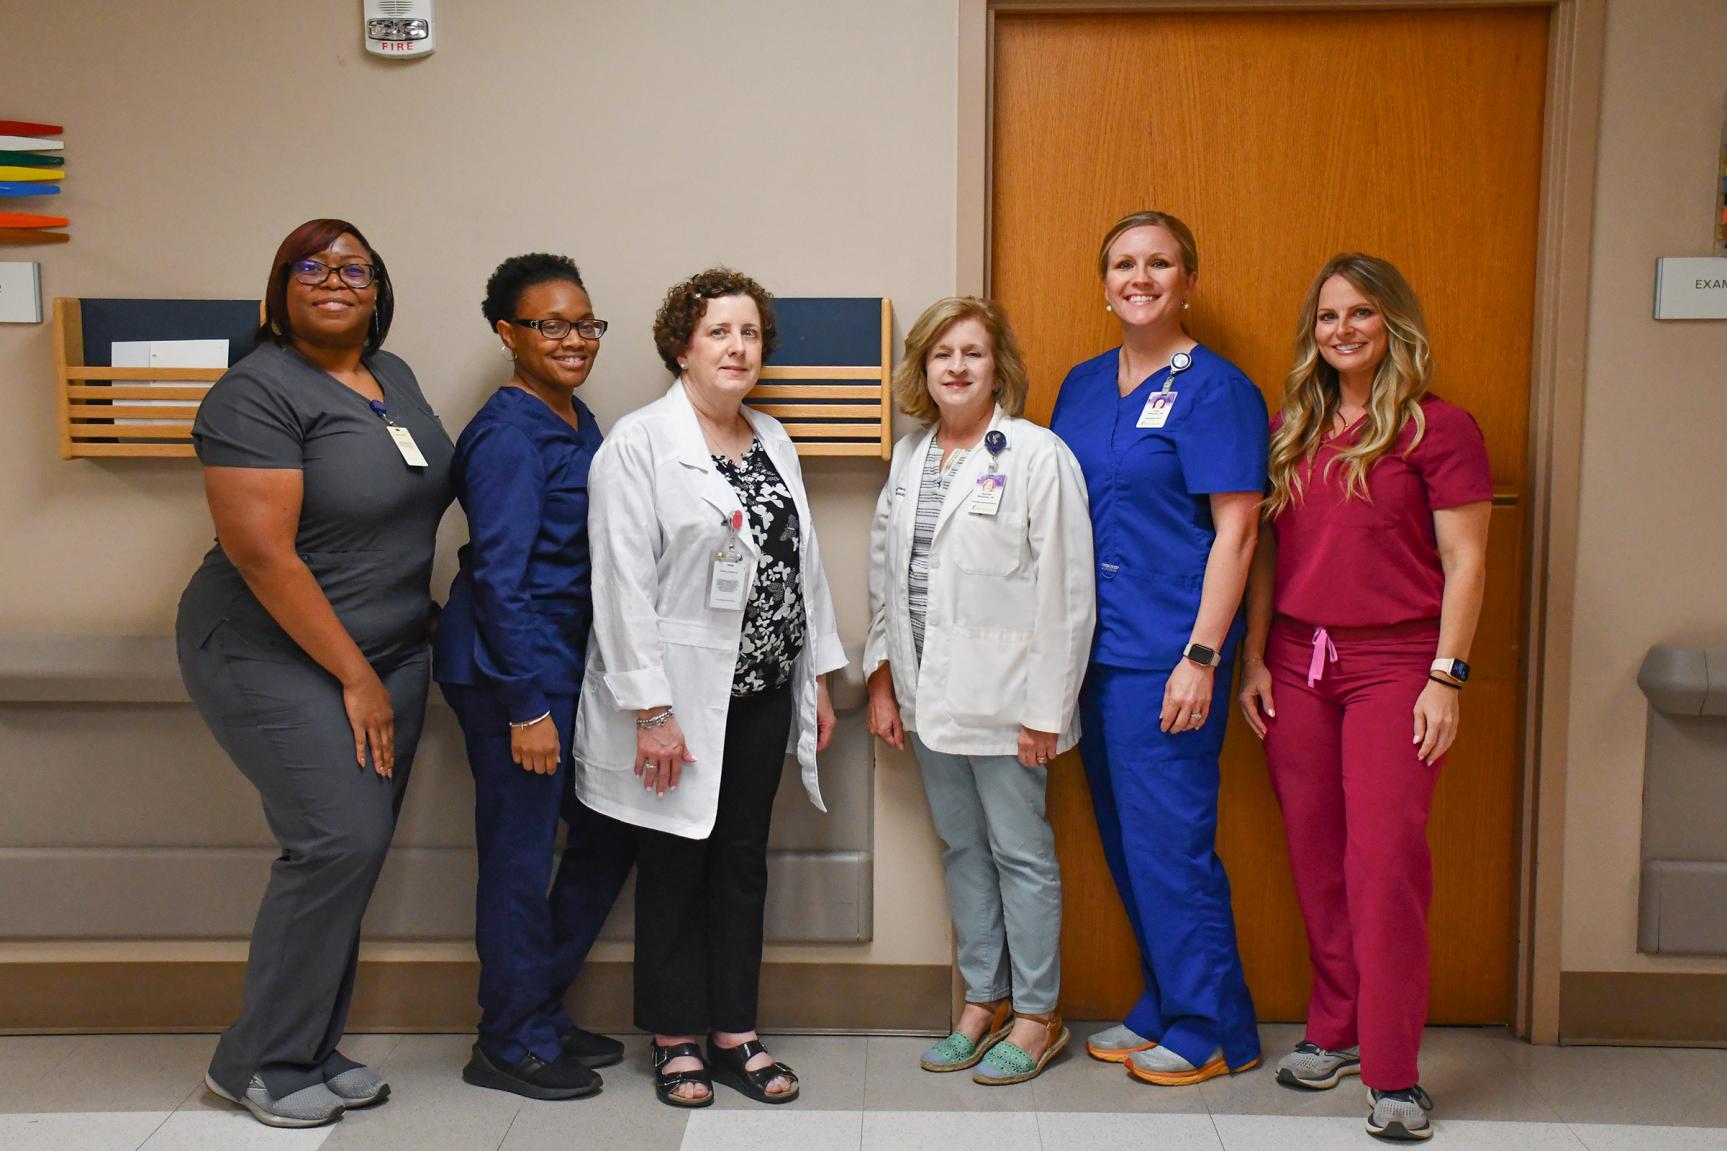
left=1270, top=393, right=1491, bottom=628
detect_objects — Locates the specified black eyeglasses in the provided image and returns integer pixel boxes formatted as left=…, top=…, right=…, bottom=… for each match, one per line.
left=511, top=317, right=608, bottom=340
left=292, top=259, right=379, bottom=289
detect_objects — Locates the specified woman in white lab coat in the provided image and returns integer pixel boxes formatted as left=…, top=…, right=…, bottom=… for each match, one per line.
left=864, top=297, right=1094, bottom=1086
left=574, top=269, right=846, bottom=1109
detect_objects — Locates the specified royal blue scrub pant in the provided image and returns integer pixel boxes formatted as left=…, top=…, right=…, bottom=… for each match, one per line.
left=442, top=685, right=637, bottom=1065
left=1078, top=663, right=1260, bottom=1072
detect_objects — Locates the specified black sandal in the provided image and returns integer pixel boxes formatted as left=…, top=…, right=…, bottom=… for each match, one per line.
left=650, top=1040, right=713, bottom=1109
left=706, top=1037, right=800, bottom=1104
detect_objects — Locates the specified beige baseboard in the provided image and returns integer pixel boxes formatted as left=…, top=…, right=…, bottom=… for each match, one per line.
left=0, top=959, right=950, bottom=1036
left=1559, top=970, right=1727, bottom=1046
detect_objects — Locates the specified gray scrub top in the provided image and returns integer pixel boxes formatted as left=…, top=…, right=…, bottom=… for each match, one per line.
left=178, top=342, right=455, bottom=668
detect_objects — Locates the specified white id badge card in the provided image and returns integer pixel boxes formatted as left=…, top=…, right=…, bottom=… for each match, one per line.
left=386, top=425, right=429, bottom=467
left=1136, top=390, right=1179, bottom=429
left=969, top=472, right=1006, bottom=516
left=707, top=555, right=749, bottom=610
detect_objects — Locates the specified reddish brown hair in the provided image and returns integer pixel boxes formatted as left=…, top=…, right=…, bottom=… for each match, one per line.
left=258, top=218, right=394, bottom=356
left=651, top=268, right=778, bottom=376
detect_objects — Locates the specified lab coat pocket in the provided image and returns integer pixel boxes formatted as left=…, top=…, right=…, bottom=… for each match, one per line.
left=952, top=506, right=1028, bottom=577
left=945, top=625, right=1031, bottom=723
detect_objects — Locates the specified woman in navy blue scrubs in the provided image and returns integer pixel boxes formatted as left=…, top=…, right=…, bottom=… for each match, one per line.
left=434, top=254, right=636, bottom=1101
left=1049, top=211, right=1268, bottom=1086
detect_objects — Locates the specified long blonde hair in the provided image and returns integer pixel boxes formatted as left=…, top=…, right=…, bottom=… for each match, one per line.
left=1266, top=254, right=1433, bottom=517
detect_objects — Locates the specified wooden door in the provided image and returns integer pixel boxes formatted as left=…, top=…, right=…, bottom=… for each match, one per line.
left=991, top=7, right=1546, bottom=1023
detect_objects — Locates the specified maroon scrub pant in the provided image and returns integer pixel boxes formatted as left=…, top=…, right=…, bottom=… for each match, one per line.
left=1261, top=617, right=1443, bottom=1091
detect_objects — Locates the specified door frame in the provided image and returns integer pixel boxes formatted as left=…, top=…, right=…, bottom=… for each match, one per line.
left=956, top=0, right=1606, bottom=1045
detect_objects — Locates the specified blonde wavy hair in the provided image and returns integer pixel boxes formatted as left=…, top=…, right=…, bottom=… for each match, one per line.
left=1266, top=254, right=1433, bottom=517
left=892, top=297, right=1029, bottom=425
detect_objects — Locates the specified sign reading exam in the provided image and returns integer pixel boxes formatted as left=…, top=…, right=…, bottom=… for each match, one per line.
left=1654, top=257, right=1727, bottom=319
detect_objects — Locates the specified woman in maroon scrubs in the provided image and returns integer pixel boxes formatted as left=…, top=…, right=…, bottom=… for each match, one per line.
left=1238, top=254, right=1491, bottom=1143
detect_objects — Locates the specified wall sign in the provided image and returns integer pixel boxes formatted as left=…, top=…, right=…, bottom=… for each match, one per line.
left=0, top=260, right=41, bottom=323
left=1654, top=257, right=1727, bottom=320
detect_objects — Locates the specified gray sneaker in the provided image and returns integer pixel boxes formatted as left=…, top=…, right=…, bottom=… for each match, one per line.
left=1084, top=1023, right=1154, bottom=1063
left=325, top=1065, right=390, bottom=1108
left=1368, top=1084, right=1435, bottom=1141
left=205, top=1072, right=346, bottom=1128
left=1276, top=1040, right=1362, bottom=1089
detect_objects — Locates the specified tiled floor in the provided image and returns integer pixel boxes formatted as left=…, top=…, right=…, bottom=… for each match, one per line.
left=2, top=1024, right=1724, bottom=1150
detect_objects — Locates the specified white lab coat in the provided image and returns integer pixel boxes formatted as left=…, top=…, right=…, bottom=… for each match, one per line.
left=864, top=407, right=1095, bottom=757
left=574, top=381, right=848, bottom=839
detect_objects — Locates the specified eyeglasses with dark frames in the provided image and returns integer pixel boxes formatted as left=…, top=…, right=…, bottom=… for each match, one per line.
left=511, top=318, right=609, bottom=341
left=292, top=259, right=379, bottom=289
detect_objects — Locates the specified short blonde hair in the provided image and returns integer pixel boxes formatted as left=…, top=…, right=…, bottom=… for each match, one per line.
left=892, top=297, right=1029, bottom=425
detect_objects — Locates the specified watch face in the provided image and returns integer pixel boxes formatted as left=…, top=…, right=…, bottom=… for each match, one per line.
left=1452, top=660, right=1471, bottom=682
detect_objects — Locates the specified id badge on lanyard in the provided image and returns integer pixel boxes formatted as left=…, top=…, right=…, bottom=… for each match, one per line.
left=1136, top=350, right=1191, bottom=430
left=969, top=428, right=1008, bottom=516
left=368, top=398, right=429, bottom=467
left=708, top=509, right=750, bottom=611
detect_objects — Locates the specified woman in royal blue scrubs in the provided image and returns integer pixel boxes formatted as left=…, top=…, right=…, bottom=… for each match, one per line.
left=1049, top=211, right=1268, bottom=1086
left=435, top=253, right=636, bottom=1101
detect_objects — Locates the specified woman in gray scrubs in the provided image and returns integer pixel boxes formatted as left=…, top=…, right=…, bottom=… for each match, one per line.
left=176, top=218, right=454, bottom=1129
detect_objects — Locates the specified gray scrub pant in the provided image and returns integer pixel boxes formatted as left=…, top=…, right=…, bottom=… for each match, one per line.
left=179, top=623, right=427, bottom=1100
left=910, top=733, right=1061, bottom=1015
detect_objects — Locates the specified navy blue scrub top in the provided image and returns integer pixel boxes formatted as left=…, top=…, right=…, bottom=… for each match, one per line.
left=1050, top=344, right=1269, bottom=670
left=433, top=386, right=602, bottom=724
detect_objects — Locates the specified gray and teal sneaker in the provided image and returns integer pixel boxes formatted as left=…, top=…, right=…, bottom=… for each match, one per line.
left=1368, top=1084, right=1435, bottom=1141
left=205, top=1073, right=346, bottom=1129
left=1275, top=1040, right=1362, bottom=1089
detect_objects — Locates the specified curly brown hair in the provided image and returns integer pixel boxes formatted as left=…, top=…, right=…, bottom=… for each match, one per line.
left=651, top=268, right=779, bottom=375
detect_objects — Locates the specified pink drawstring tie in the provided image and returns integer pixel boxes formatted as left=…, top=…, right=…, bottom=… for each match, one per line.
left=1307, top=626, right=1338, bottom=687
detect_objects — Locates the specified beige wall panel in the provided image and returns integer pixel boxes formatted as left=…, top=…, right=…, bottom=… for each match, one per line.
left=0, top=0, right=955, bottom=969
left=1560, top=0, right=1727, bottom=976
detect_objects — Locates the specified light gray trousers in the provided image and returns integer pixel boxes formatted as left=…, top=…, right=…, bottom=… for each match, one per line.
left=910, top=733, right=1061, bottom=1014
left=179, top=623, right=426, bottom=1100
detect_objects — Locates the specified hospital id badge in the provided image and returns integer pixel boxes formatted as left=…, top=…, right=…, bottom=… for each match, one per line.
left=969, top=472, right=1007, bottom=516
left=708, top=509, right=749, bottom=610
left=386, top=425, right=429, bottom=467
left=1136, top=390, right=1178, bottom=429
left=708, top=555, right=748, bottom=610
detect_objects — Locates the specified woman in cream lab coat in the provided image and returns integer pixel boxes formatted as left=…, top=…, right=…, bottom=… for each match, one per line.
left=574, top=269, right=845, bottom=1110
left=865, top=297, right=1094, bottom=1087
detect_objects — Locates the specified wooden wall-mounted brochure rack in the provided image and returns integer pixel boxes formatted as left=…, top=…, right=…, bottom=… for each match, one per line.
left=747, top=297, right=893, bottom=460
left=53, top=297, right=260, bottom=459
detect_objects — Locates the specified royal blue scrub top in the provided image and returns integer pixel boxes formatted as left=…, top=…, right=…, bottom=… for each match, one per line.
left=1050, top=344, right=1268, bottom=670
left=434, top=386, right=602, bottom=723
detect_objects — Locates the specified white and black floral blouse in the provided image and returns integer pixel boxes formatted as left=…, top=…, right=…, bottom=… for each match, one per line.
left=713, top=439, right=806, bottom=697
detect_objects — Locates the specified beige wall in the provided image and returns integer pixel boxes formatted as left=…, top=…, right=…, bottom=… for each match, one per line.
left=0, top=0, right=953, bottom=966
left=1561, top=0, right=1727, bottom=974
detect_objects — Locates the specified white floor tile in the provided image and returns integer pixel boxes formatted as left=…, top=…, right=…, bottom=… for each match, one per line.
left=1213, top=1113, right=1590, bottom=1150
left=1571, top=1124, right=1727, bottom=1151
left=680, top=1108, right=862, bottom=1151
left=0, top=1110, right=171, bottom=1151
left=139, top=1110, right=336, bottom=1150
left=862, top=1108, right=1038, bottom=1151
left=1038, top=1110, right=1224, bottom=1150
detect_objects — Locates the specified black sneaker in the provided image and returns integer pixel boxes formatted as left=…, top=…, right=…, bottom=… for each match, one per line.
left=560, top=1024, right=625, bottom=1069
left=1368, top=1084, right=1435, bottom=1141
left=462, top=1044, right=601, bottom=1100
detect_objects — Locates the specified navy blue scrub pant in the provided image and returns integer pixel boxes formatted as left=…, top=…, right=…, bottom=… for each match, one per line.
left=1078, top=662, right=1261, bottom=1072
left=441, top=685, right=637, bottom=1065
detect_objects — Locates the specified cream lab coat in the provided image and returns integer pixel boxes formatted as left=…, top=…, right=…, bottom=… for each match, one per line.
left=574, top=381, right=848, bottom=839
left=864, top=408, right=1095, bottom=757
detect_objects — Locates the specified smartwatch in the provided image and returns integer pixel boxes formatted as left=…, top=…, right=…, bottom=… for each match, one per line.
left=1430, top=658, right=1470, bottom=684
left=1183, top=642, right=1222, bottom=668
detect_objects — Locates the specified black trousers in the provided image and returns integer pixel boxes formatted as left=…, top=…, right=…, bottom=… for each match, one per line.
left=633, top=683, right=793, bottom=1035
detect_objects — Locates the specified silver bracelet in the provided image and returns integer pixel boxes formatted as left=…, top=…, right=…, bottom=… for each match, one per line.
left=508, top=710, right=552, bottom=730
left=636, top=708, right=675, bottom=731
